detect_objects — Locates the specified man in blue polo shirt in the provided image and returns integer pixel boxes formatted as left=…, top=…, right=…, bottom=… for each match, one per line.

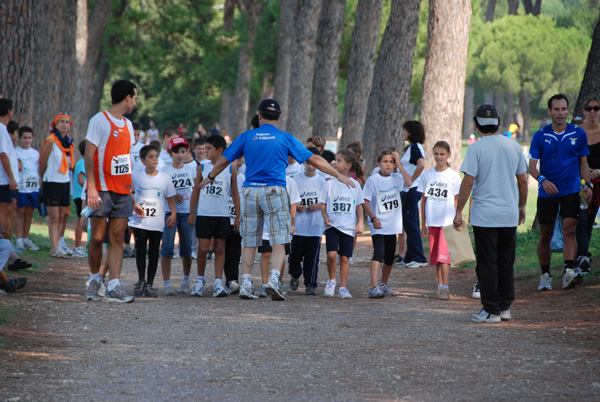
left=199, top=99, right=352, bottom=301
left=529, top=94, right=592, bottom=291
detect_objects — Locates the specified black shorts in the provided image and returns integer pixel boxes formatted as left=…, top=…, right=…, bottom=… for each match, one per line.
left=195, top=215, right=230, bottom=239
left=257, top=240, right=291, bottom=254
left=74, top=198, right=82, bottom=217
left=537, top=193, right=580, bottom=225
left=325, top=227, right=354, bottom=257
left=0, top=185, right=17, bottom=203
left=43, top=181, right=70, bottom=207
left=372, top=234, right=397, bottom=265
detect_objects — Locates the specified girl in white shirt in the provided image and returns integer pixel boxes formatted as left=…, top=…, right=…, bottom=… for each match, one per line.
left=417, top=141, right=461, bottom=300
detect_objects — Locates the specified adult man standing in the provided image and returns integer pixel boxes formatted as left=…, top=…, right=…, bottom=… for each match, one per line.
left=454, top=104, right=528, bottom=323
left=84, top=80, right=138, bottom=303
left=0, top=99, right=19, bottom=243
left=199, top=99, right=352, bottom=301
left=529, top=94, right=591, bottom=292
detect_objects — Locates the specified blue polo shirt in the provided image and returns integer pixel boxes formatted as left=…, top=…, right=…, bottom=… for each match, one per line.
left=529, top=123, right=589, bottom=198
left=223, top=124, right=313, bottom=188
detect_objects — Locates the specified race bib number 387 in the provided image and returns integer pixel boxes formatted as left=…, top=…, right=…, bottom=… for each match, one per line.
left=331, top=194, right=354, bottom=214
left=111, top=154, right=131, bottom=176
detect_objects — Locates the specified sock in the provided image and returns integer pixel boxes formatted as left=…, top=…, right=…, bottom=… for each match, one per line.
left=214, top=278, right=222, bottom=286
left=182, top=275, right=190, bottom=282
left=442, top=285, right=449, bottom=290
left=89, top=273, right=100, bottom=282
left=107, top=278, right=120, bottom=292
left=541, top=265, right=551, bottom=275
left=242, top=274, right=252, bottom=286
left=164, top=279, right=172, bottom=288
left=270, top=269, right=280, bottom=282
left=197, top=275, right=205, bottom=282
left=339, top=286, right=347, bottom=292
left=59, top=236, right=65, bottom=243
left=438, top=284, right=443, bottom=289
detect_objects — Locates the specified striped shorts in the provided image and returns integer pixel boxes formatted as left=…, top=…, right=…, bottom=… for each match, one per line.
left=241, top=186, right=291, bottom=248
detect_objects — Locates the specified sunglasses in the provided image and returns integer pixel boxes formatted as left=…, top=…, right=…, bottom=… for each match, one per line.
left=584, top=105, right=600, bottom=112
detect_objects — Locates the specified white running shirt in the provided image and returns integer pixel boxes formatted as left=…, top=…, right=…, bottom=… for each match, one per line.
left=320, top=177, right=364, bottom=237
left=15, top=147, right=40, bottom=193
left=417, top=167, right=461, bottom=227
left=129, top=171, right=176, bottom=232
left=293, top=172, right=327, bottom=237
left=161, top=163, right=197, bottom=214
left=363, top=172, right=406, bottom=235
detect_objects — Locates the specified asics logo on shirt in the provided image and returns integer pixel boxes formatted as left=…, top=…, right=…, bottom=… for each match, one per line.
left=300, top=190, right=318, bottom=198
left=334, top=195, right=352, bottom=203
left=379, top=193, right=397, bottom=202
left=139, top=199, right=158, bottom=207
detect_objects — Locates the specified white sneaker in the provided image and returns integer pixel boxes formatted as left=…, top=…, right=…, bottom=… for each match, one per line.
left=324, top=279, right=336, bottom=297
left=162, top=284, right=175, bottom=296
left=405, top=261, right=427, bottom=268
left=213, top=282, right=228, bottom=298
left=25, top=239, right=40, bottom=251
left=15, top=239, right=25, bottom=251
left=500, top=309, right=512, bottom=321
left=562, top=268, right=579, bottom=290
left=538, top=273, right=552, bottom=291
left=178, top=280, right=190, bottom=294
left=265, top=278, right=286, bottom=301
left=98, top=280, right=106, bottom=298
left=228, top=280, right=240, bottom=294
left=191, top=278, right=206, bottom=296
left=471, top=283, right=481, bottom=298
left=239, top=282, right=258, bottom=299
left=191, top=251, right=198, bottom=260
left=339, top=288, right=352, bottom=299
left=470, top=308, right=501, bottom=323
left=72, top=247, right=86, bottom=258
left=349, top=256, right=354, bottom=265
left=59, top=239, right=73, bottom=255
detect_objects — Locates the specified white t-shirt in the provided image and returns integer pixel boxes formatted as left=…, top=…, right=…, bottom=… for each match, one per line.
left=159, top=148, right=173, bottom=169
left=43, top=142, right=71, bottom=183
left=161, top=163, right=197, bottom=214
left=417, top=167, right=461, bottom=227
left=363, top=172, right=406, bottom=235
left=0, top=124, right=19, bottom=185
left=130, top=142, right=144, bottom=164
left=133, top=155, right=165, bottom=173
left=286, top=162, right=305, bottom=179
left=129, top=171, right=176, bottom=232
left=15, top=147, right=40, bottom=193
left=320, top=177, right=364, bottom=237
left=400, top=143, right=425, bottom=191
left=86, top=112, right=135, bottom=149
left=229, top=173, right=245, bottom=225
left=262, top=176, right=301, bottom=242
left=294, top=173, right=328, bottom=237
left=197, top=162, right=232, bottom=217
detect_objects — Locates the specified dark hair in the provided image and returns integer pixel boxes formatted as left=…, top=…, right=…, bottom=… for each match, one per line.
left=475, top=121, right=499, bottom=134
left=548, top=94, right=569, bottom=110
left=6, top=120, right=19, bottom=134
left=321, top=150, right=336, bottom=164
left=307, top=146, right=320, bottom=155
left=140, top=144, right=159, bottom=160
left=163, top=124, right=178, bottom=138
left=376, top=148, right=395, bottom=164
left=346, top=141, right=363, bottom=158
left=251, top=114, right=260, bottom=129
left=337, top=149, right=365, bottom=183
left=258, top=109, right=279, bottom=121
left=403, top=120, right=425, bottom=144
left=433, top=141, right=451, bottom=167
left=111, top=80, right=136, bottom=105
left=132, top=122, right=140, bottom=130
left=193, top=139, right=206, bottom=147
left=78, top=140, right=86, bottom=156
left=0, top=99, right=13, bottom=116
left=18, top=126, right=33, bottom=137
left=206, top=134, right=227, bottom=151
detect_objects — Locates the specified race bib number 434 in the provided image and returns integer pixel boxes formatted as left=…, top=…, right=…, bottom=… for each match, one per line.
left=111, top=154, right=131, bottom=176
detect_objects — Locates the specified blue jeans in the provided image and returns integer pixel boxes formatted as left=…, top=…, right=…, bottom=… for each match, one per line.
left=402, top=188, right=427, bottom=263
left=161, top=212, right=194, bottom=257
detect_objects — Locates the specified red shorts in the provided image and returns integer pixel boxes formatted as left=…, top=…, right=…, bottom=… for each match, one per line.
left=429, top=227, right=451, bottom=265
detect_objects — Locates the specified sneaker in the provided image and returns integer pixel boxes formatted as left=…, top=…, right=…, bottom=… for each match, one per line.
left=324, top=279, right=336, bottom=297
left=178, top=280, right=190, bottom=294
left=562, top=268, right=579, bottom=290
left=123, top=245, right=135, bottom=258
left=133, top=280, right=146, bottom=297
left=433, top=287, right=442, bottom=299
left=472, top=282, right=481, bottom=298
left=257, top=284, right=268, bottom=298
left=378, top=283, right=394, bottom=296
left=191, top=251, right=198, bottom=259
left=394, top=255, right=405, bottom=268
left=228, top=280, right=240, bottom=294
left=339, top=288, right=352, bottom=299
left=15, top=239, right=24, bottom=251
left=84, top=279, right=101, bottom=301
left=0, top=278, right=27, bottom=293
left=577, top=255, right=591, bottom=272
left=306, top=286, right=317, bottom=295
left=405, top=261, right=427, bottom=268
left=98, top=280, right=106, bottom=298
left=439, top=288, right=450, bottom=300
left=72, top=247, right=86, bottom=258
left=213, top=282, right=228, bottom=298
left=7, top=258, right=32, bottom=271
left=279, top=282, right=289, bottom=297
left=537, top=273, right=552, bottom=292
left=289, top=276, right=299, bottom=291
left=349, top=256, right=354, bottom=265
left=368, top=286, right=385, bottom=299
left=470, top=308, right=501, bottom=323
left=59, top=239, right=73, bottom=255
left=162, top=284, right=175, bottom=296
left=207, top=250, right=214, bottom=260
left=106, top=284, right=135, bottom=303
left=239, top=282, right=258, bottom=299
left=572, top=267, right=584, bottom=285
left=191, top=278, right=206, bottom=296
left=24, top=239, right=40, bottom=251
left=500, top=309, right=512, bottom=321
left=144, top=284, right=158, bottom=297
left=265, top=279, right=286, bottom=301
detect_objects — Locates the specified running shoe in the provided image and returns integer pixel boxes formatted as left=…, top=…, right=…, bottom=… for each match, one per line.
left=472, top=282, right=482, bottom=298
left=500, top=309, right=512, bottom=321
left=470, top=308, right=501, bottom=323
left=433, top=287, right=441, bottom=299
left=279, top=282, right=289, bottom=298
left=394, top=255, right=405, bottom=268
left=98, top=280, right=106, bottom=298
left=15, top=239, right=24, bottom=252
left=85, top=279, right=101, bottom=301
left=378, top=283, right=394, bottom=296
left=59, top=239, right=73, bottom=255
left=256, top=284, right=268, bottom=298
left=213, top=282, right=228, bottom=298
left=265, top=279, right=286, bottom=301
left=191, top=278, right=206, bottom=296
left=178, top=280, right=190, bottom=294
left=239, top=282, right=258, bottom=299
left=72, top=247, right=86, bottom=258
left=228, top=280, right=240, bottom=294
left=24, top=239, right=40, bottom=251
left=324, top=279, right=336, bottom=297
left=339, top=288, right=352, bottom=299
left=0, top=278, right=27, bottom=293
left=349, top=256, right=354, bottom=265
left=191, top=251, right=198, bottom=260
left=289, top=276, right=299, bottom=291
left=106, top=284, right=135, bottom=303
left=133, top=280, right=146, bottom=297
left=7, top=258, right=32, bottom=271
left=572, top=267, right=584, bottom=285
left=144, top=284, right=158, bottom=298
left=368, top=286, right=385, bottom=299
left=405, top=261, right=428, bottom=268
left=306, top=286, right=317, bottom=295
left=162, top=284, right=175, bottom=296
left=537, top=273, right=552, bottom=292
left=439, top=288, right=450, bottom=300
left=123, top=245, right=135, bottom=258
left=562, top=268, right=579, bottom=290
left=576, top=255, right=591, bottom=273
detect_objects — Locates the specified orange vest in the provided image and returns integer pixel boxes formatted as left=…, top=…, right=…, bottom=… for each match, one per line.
left=93, top=111, right=132, bottom=194
left=41, top=134, right=74, bottom=175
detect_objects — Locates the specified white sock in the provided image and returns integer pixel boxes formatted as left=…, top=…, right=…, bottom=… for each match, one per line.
left=182, top=275, right=190, bottom=282
left=197, top=276, right=205, bottom=282
left=59, top=236, right=65, bottom=243
left=89, top=273, right=100, bottom=282
left=17, top=238, right=23, bottom=244
left=107, top=278, right=120, bottom=292
left=270, top=269, right=280, bottom=282
left=164, top=280, right=172, bottom=288
left=242, top=274, right=252, bottom=286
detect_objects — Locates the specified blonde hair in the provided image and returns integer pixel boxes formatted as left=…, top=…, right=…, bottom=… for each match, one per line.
left=433, top=141, right=451, bottom=167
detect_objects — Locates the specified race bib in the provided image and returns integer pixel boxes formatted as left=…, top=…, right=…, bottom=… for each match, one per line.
left=377, top=191, right=400, bottom=214
left=331, top=194, right=354, bottom=215
left=300, top=189, right=319, bottom=207
left=228, top=198, right=236, bottom=218
left=23, top=173, right=39, bottom=190
left=171, top=176, right=193, bottom=190
left=425, top=180, right=450, bottom=202
left=204, top=181, right=224, bottom=197
left=111, top=154, right=131, bottom=176
left=138, top=198, right=162, bottom=218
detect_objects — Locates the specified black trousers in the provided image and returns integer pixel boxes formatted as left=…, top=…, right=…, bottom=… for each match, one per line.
left=133, top=228, right=162, bottom=286
left=473, top=226, right=516, bottom=315
left=224, top=225, right=242, bottom=286
left=288, top=235, right=321, bottom=288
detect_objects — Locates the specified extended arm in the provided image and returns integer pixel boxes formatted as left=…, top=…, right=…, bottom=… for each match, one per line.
left=453, top=174, right=474, bottom=229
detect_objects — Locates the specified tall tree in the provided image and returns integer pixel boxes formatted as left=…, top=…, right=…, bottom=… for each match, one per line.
left=486, top=0, right=496, bottom=22
left=462, top=86, right=475, bottom=138
left=507, top=0, right=519, bottom=14
left=506, top=0, right=518, bottom=129
left=574, top=14, right=600, bottom=118
left=362, top=0, right=421, bottom=173
left=273, top=0, right=296, bottom=131
left=522, top=0, right=542, bottom=16
left=340, top=0, right=383, bottom=148
left=220, top=0, right=237, bottom=136
left=312, top=0, right=346, bottom=139
left=285, top=0, right=322, bottom=142
left=420, top=0, right=471, bottom=168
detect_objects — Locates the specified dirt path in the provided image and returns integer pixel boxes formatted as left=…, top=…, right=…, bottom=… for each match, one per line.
left=1, top=236, right=599, bottom=401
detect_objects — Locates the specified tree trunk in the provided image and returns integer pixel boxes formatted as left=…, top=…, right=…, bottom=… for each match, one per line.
left=220, top=0, right=237, bottom=135
left=285, top=0, right=323, bottom=142
left=519, top=90, right=531, bottom=142
left=312, top=0, right=346, bottom=140
left=260, top=73, right=274, bottom=101
left=224, top=0, right=236, bottom=31
left=340, top=0, right=383, bottom=148
left=574, top=15, right=600, bottom=119
left=420, top=0, right=471, bottom=169
left=273, top=0, right=296, bottom=131
left=522, top=0, right=542, bottom=16
left=0, top=0, right=34, bottom=127
left=506, top=92, right=515, bottom=127
left=494, top=93, right=505, bottom=131
left=362, top=0, right=421, bottom=173
left=486, top=0, right=496, bottom=22
left=483, top=92, right=494, bottom=105
left=231, top=0, right=265, bottom=139
left=462, top=85, right=475, bottom=139
left=507, top=0, right=519, bottom=15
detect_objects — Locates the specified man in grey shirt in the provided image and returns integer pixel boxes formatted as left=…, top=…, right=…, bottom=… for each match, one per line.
left=454, top=104, right=528, bottom=323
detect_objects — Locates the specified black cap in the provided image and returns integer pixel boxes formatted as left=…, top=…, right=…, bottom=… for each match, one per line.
left=474, top=104, right=499, bottom=126
left=257, top=99, right=281, bottom=114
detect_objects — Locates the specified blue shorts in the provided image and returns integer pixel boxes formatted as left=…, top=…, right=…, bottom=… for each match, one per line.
left=161, top=212, right=194, bottom=258
left=17, top=192, right=39, bottom=209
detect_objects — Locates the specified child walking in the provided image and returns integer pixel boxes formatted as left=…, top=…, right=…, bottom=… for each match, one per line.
left=417, top=141, right=461, bottom=300
left=320, top=150, right=364, bottom=299
left=363, top=149, right=412, bottom=298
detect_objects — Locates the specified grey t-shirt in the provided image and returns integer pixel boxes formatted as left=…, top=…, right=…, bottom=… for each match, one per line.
left=460, top=135, right=527, bottom=227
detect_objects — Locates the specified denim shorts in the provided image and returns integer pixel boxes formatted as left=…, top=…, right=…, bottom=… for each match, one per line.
left=241, top=186, right=291, bottom=248
left=161, top=212, right=194, bottom=257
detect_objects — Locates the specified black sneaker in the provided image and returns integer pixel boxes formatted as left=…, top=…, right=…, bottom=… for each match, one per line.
left=0, top=278, right=27, bottom=293
left=7, top=259, right=32, bottom=271
left=306, top=286, right=317, bottom=295
left=289, top=277, right=299, bottom=291
left=576, top=255, right=591, bottom=273
left=133, top=280, right=146, bottom=297
left=144, top=284, right=158, bottom=298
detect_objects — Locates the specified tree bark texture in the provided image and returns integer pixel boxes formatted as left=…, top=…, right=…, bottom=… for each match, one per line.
left=0, top=0, right=34, bottom=126
left=340, top=0, right=383, bottom=148
left=574, top=16, right=600, bottom=119
left=519, top=90, right=531, bottom=142
left=219, top=0, right=237, bottom=135
left=522, top=0, right=542, bottom=16
left=285, top=0, right=322, bottom=142
left=362, top=0, right=421, bottom=173
left=312, top=0, right=346, bottom=140
left=506, top=92, right=515, bottom=126
left=231, top=0, right=265, bottom=138
left=494, top=92, right=505, bottom=131
left=486, top=0, right=496, bottom=22
left=420, top=0, right=471, bottom=169
left=462, top=85, right=474, bottom=139
left=507, top=0, right=519, bottom=14
left=273, top=0, right=296, bottom=131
